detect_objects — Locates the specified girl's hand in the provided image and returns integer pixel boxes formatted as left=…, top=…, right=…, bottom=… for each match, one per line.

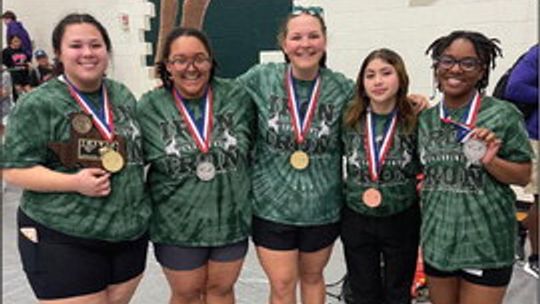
left=472, top=128, right=502, bottom=164
left=74, top=168, right=111, bottom=197
left=407, top=94, right=429, bottom=114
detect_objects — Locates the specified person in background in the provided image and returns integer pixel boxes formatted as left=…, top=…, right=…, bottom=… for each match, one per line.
left=30, top=49, right=54, bottom=87
left=137, top=27, right=253, bottom=304
left=419, top=30, right=533, bottom=304
left=2, top=35, right=32, bottom=100
left=2, top=13, right=150, bottom=303
left=504, top=44, right=539, bottom=279
left=341, top=48, right=421, bottom=304
left=1, top=64, right=13, bottom=134
left=2, top=10, right=33, bottom=60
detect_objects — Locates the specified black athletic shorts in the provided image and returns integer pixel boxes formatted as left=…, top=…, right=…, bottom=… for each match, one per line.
left=154, top=239, right=249, bottom=271
left=424, top=262, right=513, bottom=287
left=17, top=208, right=149, bottom=300
left=251, top=216, right=340, bottom=252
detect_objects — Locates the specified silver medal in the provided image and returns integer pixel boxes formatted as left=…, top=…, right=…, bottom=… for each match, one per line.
left=196, top=161, right=216, bottom=181
left=463, top=138, right=487, bottom=165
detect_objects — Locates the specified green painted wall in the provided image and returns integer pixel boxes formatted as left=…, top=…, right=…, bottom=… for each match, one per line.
left=146, top=0, right=291, bottom=77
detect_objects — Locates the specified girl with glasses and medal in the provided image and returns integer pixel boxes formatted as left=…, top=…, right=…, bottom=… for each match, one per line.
left=341, top=48, right=421, bottom=304
left=2, top=13, right=150, bottom=304
left=136, top=27, right=254, bottom=303
left=418, top=30, right=533, bottom=304
left=237, top=6, right=355, bottom=304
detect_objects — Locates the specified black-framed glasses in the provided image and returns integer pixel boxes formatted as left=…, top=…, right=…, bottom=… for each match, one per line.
left=167, top=56, right=211, bottom=70
left=292, top=5, right=324, bottom=16
left=436, top=55, right=482, bottom=72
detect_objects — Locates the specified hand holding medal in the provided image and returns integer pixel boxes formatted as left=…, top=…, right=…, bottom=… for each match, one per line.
left=470, top=127, right=502, bottom=165
left=74, top=167, right=111, bottom=197
left=439, top=92, right=490, bottom=166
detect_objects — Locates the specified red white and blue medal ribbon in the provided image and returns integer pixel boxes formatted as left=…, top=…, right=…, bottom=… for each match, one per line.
left=62, top=75, right=115, bottom=142
left=285, top=66, right=321, bottom=144
left=439, top=91, right=482, bottom=143
left=172, top=87, right=213, bottom=153
left=364, top=108, right=398, bottom=182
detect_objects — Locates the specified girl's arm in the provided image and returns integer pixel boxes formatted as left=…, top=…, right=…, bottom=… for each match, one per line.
left=4, top=166, right=111, bottom=197
left=475, top=127, right=532, bottom=186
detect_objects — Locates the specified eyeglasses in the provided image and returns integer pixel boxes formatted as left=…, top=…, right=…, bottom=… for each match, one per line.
left=436, top=55, right=482, bottom=72
left=167, top=56, right=211, bottom=70
left=292, top=5, right=324, bottom=17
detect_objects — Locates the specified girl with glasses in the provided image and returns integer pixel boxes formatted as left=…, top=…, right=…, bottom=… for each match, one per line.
left=137, top=27, right=254, bottom=303
left=418, top=30, right=533, bottom=304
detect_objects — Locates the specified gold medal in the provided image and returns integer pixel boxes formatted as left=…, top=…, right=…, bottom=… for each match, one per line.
left=71, top=113, right=93, bottom=134
left=362, top=188, right=382, bottom=208
left=100, top=147, right=125, bottom=173
left=290, top=150, right=309, bottom=170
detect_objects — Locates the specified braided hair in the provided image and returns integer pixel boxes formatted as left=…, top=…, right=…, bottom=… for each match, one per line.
left=425, top=30, right=502, bottom=93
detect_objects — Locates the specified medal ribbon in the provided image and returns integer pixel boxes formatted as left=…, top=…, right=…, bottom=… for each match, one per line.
left=285, top=66, right=321, bottom=144
left=172, top=87, right=213, bottom=153
left=439, top=91, right=482, bottom=143
left=62, top=75, right=115, bottom=142
left=364, top=108, right=398, bottom=182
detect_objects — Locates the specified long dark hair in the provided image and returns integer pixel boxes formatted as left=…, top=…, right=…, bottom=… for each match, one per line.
left=425, top=30, right=502, bottom=94
left=344, top=48, right=416, bottom=134
left=156, top=27, right=217, bottom=90
left=51, top=13, right=112, bottom=76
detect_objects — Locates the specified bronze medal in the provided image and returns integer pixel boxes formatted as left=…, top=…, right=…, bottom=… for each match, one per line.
left=71, top=113, right=93, bottom=134
left=290, top=150, right=309, bottom=170
left=362, top=188, right=382, bottom=208
left=100, top=147, right=125, bottom=173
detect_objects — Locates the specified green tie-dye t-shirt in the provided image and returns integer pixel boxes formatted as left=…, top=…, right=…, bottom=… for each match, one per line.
left=342, top=112, right=420, bottom=217
left=418, top=96, right=533, bottom=271
left=238, top=63, right=354, bottom=225
left=137, top=78, right=254, bottom=246
left=2, top=78, right=150, bottom=241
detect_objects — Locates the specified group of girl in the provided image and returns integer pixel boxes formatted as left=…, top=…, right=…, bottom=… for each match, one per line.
left=2, top=7, right=533, bottom=304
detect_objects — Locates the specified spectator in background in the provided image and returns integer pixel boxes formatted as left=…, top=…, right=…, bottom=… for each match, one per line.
left=2, top=10, right=33, bottom=60
left=1, top=64, right=13, bottom=135
left=2, top=35, right=32, bottom=101
left=29, top=49, right=53, bottom=87
left=504, top=44, right=539, bottom=279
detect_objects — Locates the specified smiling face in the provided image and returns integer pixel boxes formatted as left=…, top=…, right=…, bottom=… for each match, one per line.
left=281, top=13, right=326, bottom=80
left=363, top=58, right=400, bottom=114
left=436, top=38, right=485, bottom=107
left=166, top=36, right=212, bottom=99
left=57, top=23, right=109, bottom=92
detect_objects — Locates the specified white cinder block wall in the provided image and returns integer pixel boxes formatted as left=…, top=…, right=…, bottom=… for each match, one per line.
left=4, top=0, right=538, bottom=98
left=296, top=0, right=538, bottom=97
left=3, top=0, right=158, bottom=98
